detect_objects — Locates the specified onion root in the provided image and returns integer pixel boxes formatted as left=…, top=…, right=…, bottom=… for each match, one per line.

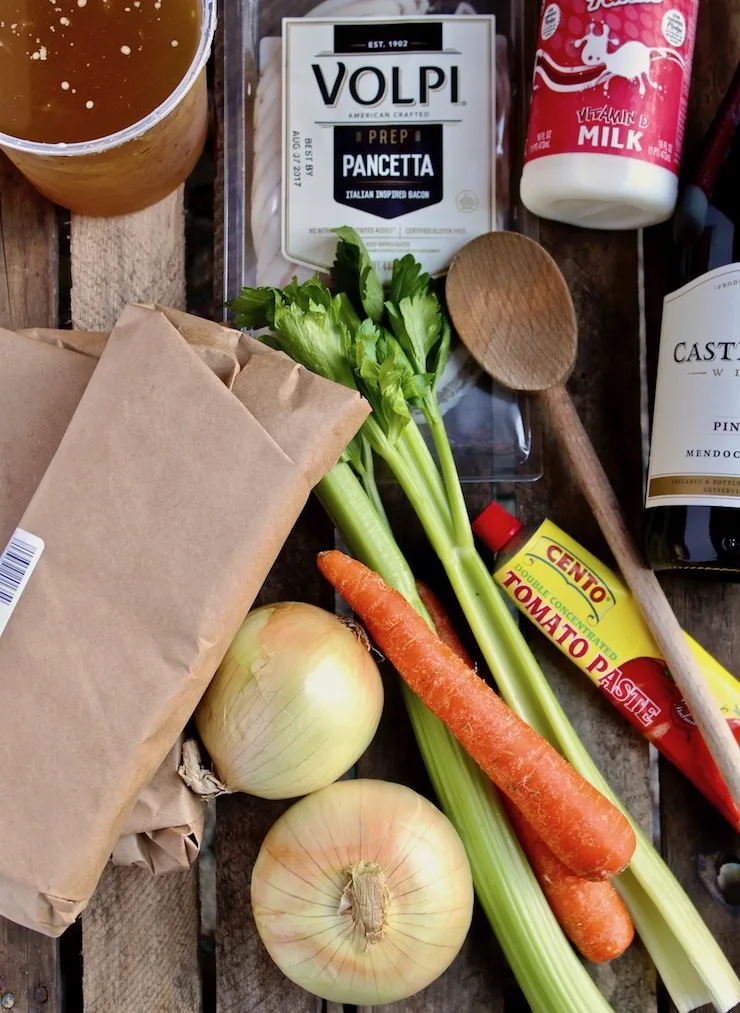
left=339, top=859, right=391, bottom=948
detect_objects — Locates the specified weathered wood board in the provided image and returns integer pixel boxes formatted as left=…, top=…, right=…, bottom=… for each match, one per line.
left=68, top=192, right=202, bottom=1013
left=0, top=0, right=738, bottom=1009
left=0, top=154, right=61, bottom=1013
left=215, top=498, right=332, bottom=1013
left=642, top=6, right=740, bottom=1013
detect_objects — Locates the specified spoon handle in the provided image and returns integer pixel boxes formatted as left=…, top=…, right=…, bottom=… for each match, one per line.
left=540, top=382, right=740, bottom=809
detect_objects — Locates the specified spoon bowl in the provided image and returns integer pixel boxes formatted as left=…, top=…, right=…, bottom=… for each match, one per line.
left=446, top=232, right=578, bottom=393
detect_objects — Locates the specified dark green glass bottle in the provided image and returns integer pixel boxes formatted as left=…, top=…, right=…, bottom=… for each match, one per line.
left=645, top=132, right=740, bottom=576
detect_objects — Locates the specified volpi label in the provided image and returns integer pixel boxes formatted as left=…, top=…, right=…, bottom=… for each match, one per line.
left=282, top=16, right=496, bottom=281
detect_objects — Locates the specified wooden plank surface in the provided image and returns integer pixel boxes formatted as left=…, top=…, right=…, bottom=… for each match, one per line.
left=70, top=193, right=185, bottom=332
left=0, top=914, right=59, bottom=1013
left=81, top=866, right=201, bottom=1013
left=354, top=643, right=507, bottom=1013
left=217, top=789, right=323, bottom=1013
left=642, top=5, right=740, bottom=1011
left=517, top=224, right=658, bottom=1013
left=0, top=157, right=58, bottom=333
left=211, top=1, right=740, bottom=1011
left=0, top=153, right=61, bottom=1013
left=215, top=498, right=331, bottom=1013
left=69, top=189, right=202, bottom=1013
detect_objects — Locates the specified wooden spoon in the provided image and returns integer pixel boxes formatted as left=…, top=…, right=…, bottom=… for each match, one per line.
left=446, top=230, right=740, bottom=809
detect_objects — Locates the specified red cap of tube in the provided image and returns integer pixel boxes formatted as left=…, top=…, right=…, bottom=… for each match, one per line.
left=472, top=500, right=523, bottom=554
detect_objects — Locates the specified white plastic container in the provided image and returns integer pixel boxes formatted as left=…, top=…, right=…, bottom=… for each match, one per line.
left=520, top=0, right=699, bottom=230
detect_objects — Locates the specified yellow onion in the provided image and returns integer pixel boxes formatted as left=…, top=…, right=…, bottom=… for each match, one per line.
left=195, top=602, right=383, bottom=799
left=251, top=778, right=474, bottom=1005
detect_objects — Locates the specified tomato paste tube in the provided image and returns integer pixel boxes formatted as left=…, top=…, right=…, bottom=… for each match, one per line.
left=473, top=500, right=740, bottom=831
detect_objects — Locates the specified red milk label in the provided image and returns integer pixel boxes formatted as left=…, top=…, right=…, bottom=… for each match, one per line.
left=525, top=0, right=698, bottom=172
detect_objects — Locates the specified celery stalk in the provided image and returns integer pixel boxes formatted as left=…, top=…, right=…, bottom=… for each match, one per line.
left=475, top=555, right=740, bottom=1013
left=316, top=465, right=615, bottom=1013
left=378, top=413, right=740, bottom=1013
left=404, top=692, right=616, bottom=1013
left=329, top=381, right=740, bottom=1013
left=234, top=236, right=740, bottom=1013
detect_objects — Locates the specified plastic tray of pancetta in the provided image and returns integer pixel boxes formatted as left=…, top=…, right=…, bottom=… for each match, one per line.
left=221, top=0, right=541, bottom=482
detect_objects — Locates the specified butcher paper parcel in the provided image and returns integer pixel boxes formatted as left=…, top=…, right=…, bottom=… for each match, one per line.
left=0, top=304, right=369, bottom=936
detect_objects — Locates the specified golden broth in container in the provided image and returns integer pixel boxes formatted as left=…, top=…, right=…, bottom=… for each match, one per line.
left=0, top=0, right=215, bottom=216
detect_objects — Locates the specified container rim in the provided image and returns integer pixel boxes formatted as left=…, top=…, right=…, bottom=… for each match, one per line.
left=0, top=0, right=217, bottom=158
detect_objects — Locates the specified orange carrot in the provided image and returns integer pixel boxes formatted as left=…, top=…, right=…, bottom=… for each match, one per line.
left=416, top=581, right=476, bottom=667
left=319, top=550, right=636, bottom=881
left=502, top=798, right=634, bottom=962
left=418, top=579, right=635, bottom=962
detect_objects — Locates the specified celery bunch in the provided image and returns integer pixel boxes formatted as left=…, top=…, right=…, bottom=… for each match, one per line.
left=232, top=229, right=740, bottom=1013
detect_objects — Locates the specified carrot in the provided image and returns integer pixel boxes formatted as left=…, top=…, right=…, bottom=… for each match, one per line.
left=318, top=550, right=636, bottom=881
left=502, top=798, right=634, bottom=962
left=416, top=581, right=476, bottom=667
left=418, top=579, right=635, bottom=962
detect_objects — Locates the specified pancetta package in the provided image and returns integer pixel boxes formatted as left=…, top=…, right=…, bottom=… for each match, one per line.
left=221, top=0, right=542, bottom=484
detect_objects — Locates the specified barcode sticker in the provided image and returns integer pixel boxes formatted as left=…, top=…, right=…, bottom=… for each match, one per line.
left=0, top=529, right=44, bottom=638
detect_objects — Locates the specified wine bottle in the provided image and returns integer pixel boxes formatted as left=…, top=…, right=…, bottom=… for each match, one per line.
left=645, top=126, right=740, bottom=575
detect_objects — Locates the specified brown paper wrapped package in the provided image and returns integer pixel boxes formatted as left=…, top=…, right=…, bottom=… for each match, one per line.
left=0, top=305, right=369, bottom=936
left=4, top=309, right=281, bottom=874
left=0, top=325, right=205, bottom=874
left=110, top=738, right=204, bottom=873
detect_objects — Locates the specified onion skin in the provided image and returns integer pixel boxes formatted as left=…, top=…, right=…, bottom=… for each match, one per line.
left=251, top=778, right=474, bottom=1005
left=195, top=602, right=384, bottom=799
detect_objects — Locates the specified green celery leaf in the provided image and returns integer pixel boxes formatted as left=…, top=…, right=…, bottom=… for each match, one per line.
left=332, top=226, right=385, bottom=324
left=229, top=286, right=280, bottom=330
left=352, top=325, right=411, bottom=444
left=403, top=372, right=434, bottom=404
left=291, top=279, right=332, bottom=313
left=375, top=329, right=433, bottom=408
left=386, top=292, right=442, bottom=375
left=375, top=356, right=412, bottom=443
left=377, top=330, right=411, bottom=374
left=432, top=315, right=452, bottom=385
left=229, top=273, right=329, bottom=330
left=389, top=254, right=431, bottom=305
left=272, top=300, right=357, bottom=389
left=335, top=292, right=363, bottom=342
left=353, top=317, right=382, bottom=372
left=402, top=293, right=442, bottom=360
left=384, top=301, right=410, bottom=353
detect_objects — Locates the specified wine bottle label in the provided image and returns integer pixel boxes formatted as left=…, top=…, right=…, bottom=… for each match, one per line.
left=646, top=263, right=740, bottom=508
left=281, top=15, right=496, bottom=281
